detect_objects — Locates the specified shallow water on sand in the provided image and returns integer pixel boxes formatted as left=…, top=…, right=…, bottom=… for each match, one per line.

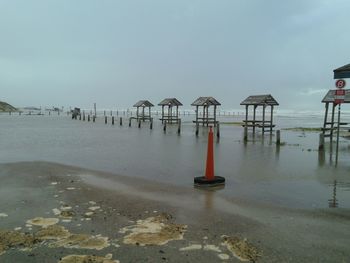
left=0, top=113, right=349, bottom=209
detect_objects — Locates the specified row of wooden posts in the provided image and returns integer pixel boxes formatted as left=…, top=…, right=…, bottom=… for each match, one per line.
left=73, top=112, right=285, bottom=146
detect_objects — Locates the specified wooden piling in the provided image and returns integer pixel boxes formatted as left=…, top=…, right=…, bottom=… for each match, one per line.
left=120, top=117, right=123, bottom=126
left=244, top=126, right=248, bottom=142
left=163, top=121, right=167, bottom=132
left=150, top=118, right=153, bottom=130
left=88, top=115, right=90, bottom=122
left=112, top=116, right=115, bottom=125
left=177, top=119, right=181, bottom=134
left=195, top=122, right=199, bottom=136
left=276, top=130, right=281, bottom=145
left=83, top=114, right=85, bottom=121
left=216, top=122, right=220, bottom=138
left=105, top=116, right=107, bottom=124
left=138, top=119, right=141, bottom=128
left=129, top=118, right=131, bottom=127
left=93, top=115, right=95, bottom=122
left=79, top=114, right=81, bottom=121
left=319, top=133, right=325, bottom=151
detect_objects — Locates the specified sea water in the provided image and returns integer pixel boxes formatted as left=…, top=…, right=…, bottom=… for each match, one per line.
left=0, top=112, right=349, bottom=209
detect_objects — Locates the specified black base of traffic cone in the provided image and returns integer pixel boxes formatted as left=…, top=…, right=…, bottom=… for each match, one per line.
left=194, top=176, right=225, bottom=187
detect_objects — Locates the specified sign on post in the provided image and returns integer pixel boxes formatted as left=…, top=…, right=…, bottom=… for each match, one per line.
left=334, top=89, right=345, bottom=104
left=335, top=79, right=346, bottom=89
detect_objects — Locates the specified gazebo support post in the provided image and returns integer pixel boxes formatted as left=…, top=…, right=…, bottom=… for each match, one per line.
left=262, top=104, right=266, bottom=134
left=270, top=105, right=274, bottom=133
left=176, top=106, right=179, bottom=123
left=202, top=106, right=205, bottom=126
left=330, top=103, right=336, bottom=142
left=206, top=105, right=209, bottom=127
left=253, top=105, right=257, bottom=134
left=245, top=105, right=248, bottom=127
left=168, top=106, right=171, bottom=123
left=142, top=107, right=145, bottom=122
left=214, top=105, right=217, bottom=127
left=323, top=103, right=329, bottom=135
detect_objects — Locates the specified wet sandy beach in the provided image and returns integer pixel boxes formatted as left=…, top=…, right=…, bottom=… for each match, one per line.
left=0, top=161, right=349, bottom=262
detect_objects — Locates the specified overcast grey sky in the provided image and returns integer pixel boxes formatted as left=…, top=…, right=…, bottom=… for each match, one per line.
left=0, top=0, right=349, bottom=110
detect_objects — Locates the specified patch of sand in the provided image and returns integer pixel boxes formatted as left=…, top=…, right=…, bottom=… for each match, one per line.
left=36, top=225, right=70, bottom=240
left=222, top=235, right=261, bottom=262
left=121, top=213, right=187, bottom=246
left=0, top=229, right=40, bottom=255
left=52, top=234, right=110, bottom=250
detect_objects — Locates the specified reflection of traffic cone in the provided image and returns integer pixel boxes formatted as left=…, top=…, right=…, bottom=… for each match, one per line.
left=205, top=126, right=215, bottom=180
left=194, top=126, right=225, bottom=187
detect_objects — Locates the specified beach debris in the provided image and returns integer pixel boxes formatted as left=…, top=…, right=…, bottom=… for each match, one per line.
left=203, top=244, right=222, bottom=253
left=218, top=253, right=230, bottom=260
left=121, top=213, right=187, bottom=246
left=58, top=254, right=119, bottom=263
left=60, top=210, right=75, bottom=218
left=66, top=187, right=75, bottom=190
left=0, top=213, right=8, bottom=218
left=221, top=235, right=261, bottom=262
left=88, top=206, right=100, bottom=211
left=53, top=208, right=61, bottom=216
left=61, top=205, right=73, bottom=211
left=179, top=244, right=202, bottom=251
left=85, top=212, right=94, bottom=216
left=52, top=208, right=75, bottom=218
left=51, top=182, right=58, bottom=185
left=0, top=229, right=40, bottom=255
left=14, top=227, right=22, bottom=231
left=89, top=201, right=97, bottom=205
left=26, top=217, right=59, bottom=228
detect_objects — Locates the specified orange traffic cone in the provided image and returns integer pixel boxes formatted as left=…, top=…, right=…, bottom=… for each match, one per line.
left=205, top=126, right=215, bottom=180
left=194, top=126, right=225, bottom=187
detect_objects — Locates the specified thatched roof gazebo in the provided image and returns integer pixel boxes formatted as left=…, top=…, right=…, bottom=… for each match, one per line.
left=158, top=98, right=182, bottom=124
left=133, top=100, right=154, bottom=122
left=334, top=64, right=350, bottom=79
left=191, top=97, right=221, bottom=127
left=240, top=94, right=279, bottom=134
left=320, top=63, right=350, bottom=140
